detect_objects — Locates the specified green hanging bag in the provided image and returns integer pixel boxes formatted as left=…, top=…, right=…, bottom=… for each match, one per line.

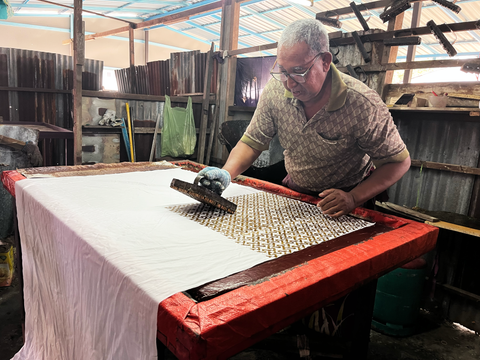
left=161, top=95, right=196, bottom=157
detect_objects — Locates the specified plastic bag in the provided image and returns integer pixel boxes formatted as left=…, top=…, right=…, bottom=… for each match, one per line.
left=161, top=95, right=196, bottom=157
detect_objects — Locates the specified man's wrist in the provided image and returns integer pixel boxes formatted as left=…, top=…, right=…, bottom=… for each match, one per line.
left=349, top=189, right=365, bottom=208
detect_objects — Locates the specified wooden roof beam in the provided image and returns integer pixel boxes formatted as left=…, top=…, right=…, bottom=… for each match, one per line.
left=226, top=20, right=479, bottom=57
left=329, top=20, right=480, bottom=46
left=316, top=0, right=422, bottom=18
left=37, top=0, right=135, bottom=25
left=84, top=0, right=252, bottom=42
left=84, top=25, right=132, bottom=41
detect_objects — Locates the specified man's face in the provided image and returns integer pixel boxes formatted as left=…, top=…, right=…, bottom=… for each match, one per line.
left=277, top=42, right=331, bottom=105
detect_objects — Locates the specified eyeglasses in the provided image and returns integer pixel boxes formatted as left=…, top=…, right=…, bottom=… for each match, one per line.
left=270, top=53, right=323, bottom=84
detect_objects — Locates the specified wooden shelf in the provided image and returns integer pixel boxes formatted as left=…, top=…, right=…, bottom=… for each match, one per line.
left=4, top=122, right=73, bottom=139
left=82, top=125, right=210, bottom=134
left=229, top=105, right=480, bottom=116
left=389, top=107, right=479, bottom=115
left=228, top=106, right=256, bottom=115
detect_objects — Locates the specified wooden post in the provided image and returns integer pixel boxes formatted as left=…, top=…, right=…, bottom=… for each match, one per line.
left=129, top=25, right=137, bottom=94
left=215, top=0, right=240, bottom=163
left=206, top=55, right=221, bottom=166
left=403, top=2, right=422, bottom=84
left=145, top=29, right=149, bottom=65
left=73, top=0, right=84, bottom=165
left=197, top=42, right=214, bottom=165
left=384, top=12, right=405, bottom=85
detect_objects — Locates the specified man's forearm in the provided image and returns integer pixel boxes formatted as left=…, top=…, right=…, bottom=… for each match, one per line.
left=222, top=141, right=262, bottom=179
left=349, top=156, right=411, bottom=206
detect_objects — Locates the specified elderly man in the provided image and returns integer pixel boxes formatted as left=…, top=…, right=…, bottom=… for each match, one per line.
left=197, top=18, right=410, bottom=217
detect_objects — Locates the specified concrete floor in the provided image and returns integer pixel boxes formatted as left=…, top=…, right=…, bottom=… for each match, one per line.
left=2, top=273, right=480, bottom=360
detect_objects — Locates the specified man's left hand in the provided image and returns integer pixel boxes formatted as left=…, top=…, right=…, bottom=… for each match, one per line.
left=317, top=189, right=356, bottom=218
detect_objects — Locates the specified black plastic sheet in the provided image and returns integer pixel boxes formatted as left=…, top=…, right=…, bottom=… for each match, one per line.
left=234, top=56, right=276, bottom=107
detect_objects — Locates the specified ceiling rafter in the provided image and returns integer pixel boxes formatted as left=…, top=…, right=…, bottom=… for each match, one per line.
left=3, top=0, right=480, bottom=59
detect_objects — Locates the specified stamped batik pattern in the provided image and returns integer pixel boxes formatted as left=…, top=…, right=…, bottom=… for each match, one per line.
left=168, top=192, right=374, bottom=258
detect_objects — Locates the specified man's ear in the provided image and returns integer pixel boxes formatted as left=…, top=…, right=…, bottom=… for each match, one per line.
left=322, top=52, right=333, bottom=70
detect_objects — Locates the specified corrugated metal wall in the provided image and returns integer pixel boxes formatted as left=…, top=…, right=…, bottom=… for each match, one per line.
left=0, top=47, right=103, bottom=126
left=0, top=47, right=103, bottom=166
left=147, top=59, right=171, bottom=96
left=170, top=50, right=199, bottom=95
left=389, top=114, right=480, bottom=216
left=115, top=50, right=217, bottom=96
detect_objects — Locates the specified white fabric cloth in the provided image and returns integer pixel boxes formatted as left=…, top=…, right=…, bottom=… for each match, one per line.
left=12, top=168, right=269, bottom=360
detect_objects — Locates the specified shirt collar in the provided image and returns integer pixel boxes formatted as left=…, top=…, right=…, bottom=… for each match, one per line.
left=326, top=64, right=347, bottom=111
left=283, top=63, right=347, bottom=112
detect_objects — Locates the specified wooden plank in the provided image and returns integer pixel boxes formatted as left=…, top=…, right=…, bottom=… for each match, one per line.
left=149, top=113, right=161, bottom=162
left=82, top=90, right=214, bottom=103
left=197, top=43, right=214, bottom=165
left=375, top=201, right=439, bottom=222
left=229, top=50, right=479, bottom=74
left=85, top=0, right=231, bottom=42
left=7, top=122, right=73, bottom=137
left=0, top=134, right=25, bottom=151
left=37, top=0, right=133, bottom=24
left=410, top=159, right=480, bottom=176
left=389, top=107, right=480, bottom=115
left=330, top=21, right=480, bottom=46
left=227, top=42, right=278, bottom=57
left=138, top=1, right=223, bottom=29
left=228, top=105, right=256, bottom=115
left=129, top=26, right=136, bottom=94
left=73, top=0, right=84, bottom=166
left=226, top=21, right=477, bottom=58
left=216, top=0, right=240, bottom=163
left=403, top=2, right=422, bottom=83
left=341, top=58, right=480, bottom=73
left=448, top=93, right=480, bottom=101
left=440, top=284, right=480, bottom=303
left=228, top=105, right=478, bottom=118
left=144, top=30, right=149, bottom=65
left=384, top=11, right=405, bottom=85
left=85, top=25, right=131, bottom=42
left=0, top=86, right=72, bottom=94
left=206, top=83, right=220, bottom=165
left=83, top=126, right=211, bottom=135
left=426, top=222, right=480, bottom=238
left=384, top=81, right=480, bottom=100
left=317, top=0, right=415, bottom=18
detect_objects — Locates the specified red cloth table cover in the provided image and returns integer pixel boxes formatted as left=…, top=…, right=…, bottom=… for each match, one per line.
left=2, top=162, right=439, bottom=360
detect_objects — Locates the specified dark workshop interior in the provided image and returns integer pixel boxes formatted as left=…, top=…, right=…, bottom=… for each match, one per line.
left=1, top=0, right=480, bottom=359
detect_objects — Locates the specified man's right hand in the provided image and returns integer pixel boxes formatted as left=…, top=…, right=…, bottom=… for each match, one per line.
left=194, top=167, right=231, bottom=195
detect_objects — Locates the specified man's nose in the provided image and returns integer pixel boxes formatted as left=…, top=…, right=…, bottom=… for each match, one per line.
left=285, top=75, right=298, bottom=89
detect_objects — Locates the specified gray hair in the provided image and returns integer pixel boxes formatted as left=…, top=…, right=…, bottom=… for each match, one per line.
left=278, top=18, right=329, bottom=55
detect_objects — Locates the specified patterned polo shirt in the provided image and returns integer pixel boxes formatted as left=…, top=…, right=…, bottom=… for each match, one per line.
left=241, top=64, right=409, bottom=193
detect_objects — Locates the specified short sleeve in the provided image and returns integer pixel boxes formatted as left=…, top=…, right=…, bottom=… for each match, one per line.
left=357, top=102, right=408, bottom=166
left=242, top=79, right=279, bottom=151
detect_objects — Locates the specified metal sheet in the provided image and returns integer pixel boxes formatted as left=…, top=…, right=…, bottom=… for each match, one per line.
left=0, top=48, right=102, bottom=165
left=117, top=50, right=216, bottom=97
left=389, top=117, right=480, bottom=215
